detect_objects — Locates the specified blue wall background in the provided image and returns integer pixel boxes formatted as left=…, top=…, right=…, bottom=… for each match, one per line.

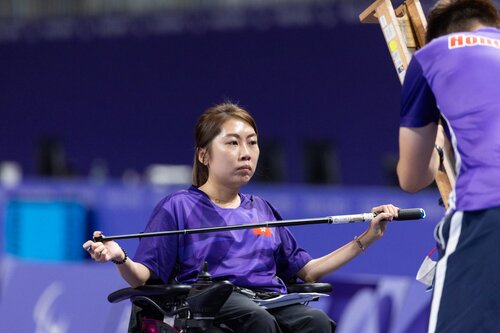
left=1, top=22, right=401, bottom=184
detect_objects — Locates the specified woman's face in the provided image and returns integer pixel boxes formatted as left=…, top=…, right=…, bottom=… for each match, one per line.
left=202, top=118, right=259, bottom=188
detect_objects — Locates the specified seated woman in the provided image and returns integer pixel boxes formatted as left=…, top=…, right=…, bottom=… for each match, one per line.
left=83, top=102, right=400, bottom=333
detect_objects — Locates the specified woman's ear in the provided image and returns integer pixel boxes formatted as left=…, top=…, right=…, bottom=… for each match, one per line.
left=198, top=148, right=208, bottom=165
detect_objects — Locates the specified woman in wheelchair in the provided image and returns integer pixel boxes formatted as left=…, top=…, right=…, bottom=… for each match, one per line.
left=83, top=102, right=400, bottom=333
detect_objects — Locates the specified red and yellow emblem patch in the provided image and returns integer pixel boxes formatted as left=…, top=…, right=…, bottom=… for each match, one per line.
left=253, top=227, right=272, bottom=237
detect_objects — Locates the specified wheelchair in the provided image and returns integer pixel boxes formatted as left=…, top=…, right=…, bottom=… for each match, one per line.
left=108, top=263, right=332, bottom=333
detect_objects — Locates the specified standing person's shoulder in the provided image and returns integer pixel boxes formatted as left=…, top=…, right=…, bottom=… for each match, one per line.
left=415, top=33, right=450, bottom=58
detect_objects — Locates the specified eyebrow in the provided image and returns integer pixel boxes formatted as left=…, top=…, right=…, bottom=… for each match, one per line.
left=224, top=133, right=257, bottom=139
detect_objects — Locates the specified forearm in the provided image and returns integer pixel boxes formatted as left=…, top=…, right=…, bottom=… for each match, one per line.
left=115, top=258, right=151, bottom=288
left=297, top=208, right=394, bottom=282
left=298, top=232, right=371, bottom=282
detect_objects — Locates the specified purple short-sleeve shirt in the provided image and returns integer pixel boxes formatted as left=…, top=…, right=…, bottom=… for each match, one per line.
left=134, top=186, right=312, bottom=293
left=400, top=28, right=500, bottom=211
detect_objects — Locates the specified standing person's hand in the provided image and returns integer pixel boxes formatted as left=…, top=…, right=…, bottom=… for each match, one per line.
left=435, top=123, right=447, bottom=149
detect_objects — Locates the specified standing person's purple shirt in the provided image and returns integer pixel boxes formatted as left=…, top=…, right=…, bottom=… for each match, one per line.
left=400, top=27, right=500, bottom=211
left=134, top=185, right=312, bottom=293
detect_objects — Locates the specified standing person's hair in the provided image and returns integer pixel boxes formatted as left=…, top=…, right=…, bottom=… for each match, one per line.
left=426, top=0, right=500, bottom=43
left=192, top=102, right=258, bottom=187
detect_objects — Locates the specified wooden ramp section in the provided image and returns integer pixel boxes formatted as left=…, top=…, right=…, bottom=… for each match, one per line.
left=359, top=0, right=427, bottom=83
left=360, top=0, right=456, bottom=209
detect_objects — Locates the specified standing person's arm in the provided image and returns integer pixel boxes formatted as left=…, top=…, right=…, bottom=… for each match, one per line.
left=296, top=205, right=398, bottom=283
left=397, top=56, right=444, bottom=193
left=397, top=123, right=440, bottom=192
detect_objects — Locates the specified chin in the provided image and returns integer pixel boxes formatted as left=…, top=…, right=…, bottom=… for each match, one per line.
left=234, top=176, right=252, bottom=187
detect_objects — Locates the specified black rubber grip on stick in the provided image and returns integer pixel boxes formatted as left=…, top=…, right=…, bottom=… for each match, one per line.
left=395, top=208, right=426, bottom=220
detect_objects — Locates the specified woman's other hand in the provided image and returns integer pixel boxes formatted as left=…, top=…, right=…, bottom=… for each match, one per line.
left=365, top=204, right=399, bottom=241
left=82, top=231, right=123, bottom=263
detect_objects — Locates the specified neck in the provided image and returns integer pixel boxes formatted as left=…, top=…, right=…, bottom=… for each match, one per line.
left=198, top=183, right=241, bottom=208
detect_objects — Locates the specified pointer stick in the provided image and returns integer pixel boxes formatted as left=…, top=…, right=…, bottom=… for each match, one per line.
left=94, top=208, right=425, bottom=243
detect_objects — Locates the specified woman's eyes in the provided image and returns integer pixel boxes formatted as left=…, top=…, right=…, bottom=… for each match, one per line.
left=226, top=139, right=258, bottom=145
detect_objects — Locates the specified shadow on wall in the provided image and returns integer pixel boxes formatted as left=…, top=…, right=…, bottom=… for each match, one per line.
left=253, top=139, right=342, bottom=184
left=36, top=136, right=75, bottom=177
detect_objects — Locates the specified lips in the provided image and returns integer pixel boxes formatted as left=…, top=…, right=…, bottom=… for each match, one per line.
left=237, top=165, right=252, bottom=172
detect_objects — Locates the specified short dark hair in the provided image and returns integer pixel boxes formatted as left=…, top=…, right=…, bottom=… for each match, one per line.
left=426, top=0, right=500, bottom=43
left=192, top=102, right=258, bottom=187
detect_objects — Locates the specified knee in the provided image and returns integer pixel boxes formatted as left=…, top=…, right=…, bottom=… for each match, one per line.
left=305, top=308, right=336, bottom=332
left=248, top=306, right=277, bottom=323
left=231, top=306, right=279, bottom=331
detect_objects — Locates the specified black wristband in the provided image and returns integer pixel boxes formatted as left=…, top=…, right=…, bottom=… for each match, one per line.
left=112, top=247, right=128, bottom=265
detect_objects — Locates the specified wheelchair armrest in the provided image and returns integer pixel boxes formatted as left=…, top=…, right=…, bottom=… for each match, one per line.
left=286, top=282, right=333, bottom=294
left=108, top=284, right=192, bottom=303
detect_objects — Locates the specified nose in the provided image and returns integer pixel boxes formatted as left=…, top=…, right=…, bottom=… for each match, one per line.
left=240, top=143, right=251, bottom=161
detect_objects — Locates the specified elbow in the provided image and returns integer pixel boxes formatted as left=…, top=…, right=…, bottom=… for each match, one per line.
left=397, top=167, right=429, bottom=193
left=398, top=179, right=424, bottom=193
left=398, top=171, right=434, bottom=192
left=297, top=262, right=320, bottom=283
left=129, top=280, right=145, bottom=289
left=301, top=275, right=318, bottom=283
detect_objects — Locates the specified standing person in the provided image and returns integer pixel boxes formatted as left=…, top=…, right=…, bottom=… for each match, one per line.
left=84, top=102, right=399, bottom=333
left=397, top=1, right=500, bottom=332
